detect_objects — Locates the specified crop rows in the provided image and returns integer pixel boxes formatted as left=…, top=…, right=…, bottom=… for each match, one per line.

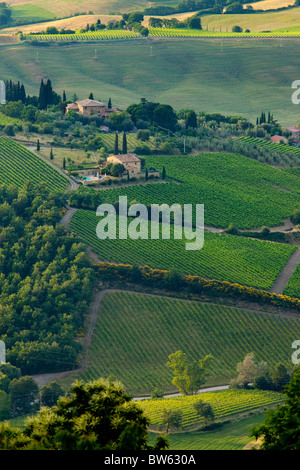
left=0, top=137, right=69, bottom=191
left=24, top=30, right=140, bottom=42
left=237, top=136, right=300, bottom=158
left=141, top=389, right=284, bottom=430
left=75, top=152, right=300, bottom=229
left=70, top=209, right=296, bottom=289
left=148, top=27, right=300, bottom=39
left=23, top=29, right=300, bottom=42
left=100, top=133, right=156, bottom=152
left=78, top=291, right=300, bottom=395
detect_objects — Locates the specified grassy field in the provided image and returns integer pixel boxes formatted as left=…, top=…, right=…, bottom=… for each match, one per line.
left=156, top=413, right=266, bottom=450
left=79, top=291, right=300, bottom=395
left=0, top=137, right=69, bottom=191
left=9, top=0, right=149, bottom=24
left=201, top=7, right=300, bottom=33
left=1, top=39, right=300, bottom=126
left=72, top=152, right=300, bottom=229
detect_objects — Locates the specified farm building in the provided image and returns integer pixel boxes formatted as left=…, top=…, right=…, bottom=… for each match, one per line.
left=270, top=135, right=288, bottom=144
left=286, top=126, right=300, bottom=136
left=107, top=153, right=142, bottom=176
left=66, top=98, right=121, bottom=118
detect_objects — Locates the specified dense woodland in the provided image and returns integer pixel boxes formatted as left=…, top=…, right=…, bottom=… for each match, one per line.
left=0, top=182, right=94, bottom=374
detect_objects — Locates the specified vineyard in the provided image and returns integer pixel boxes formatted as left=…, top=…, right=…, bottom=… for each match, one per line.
left=141, top=389, right=284, bottom=431
left=72, top=152, right=300, bottom=229
left=79, top=291, right=300, bottom=395
left=100, top=133, right=156, bottom=152
left=236, top=136, right=300, bottom=160
left=23, top=30, right=141, bottom=42
left=147, top=27, right=300, bottom=39
left=70, top=208, right=296, bottom=290
left=22, top=28, right=300, bottom=43
left=0, top=138, right=69, bottom=191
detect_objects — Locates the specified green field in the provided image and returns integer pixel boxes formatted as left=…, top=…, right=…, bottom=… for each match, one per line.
left=79, top=291, right=300, bottom=395
left=148, top=27, right=300, bottom=38
left=201, top=7, right=300, bottom=33
left=237, top=136, right=300, bottom=159
left=141, top=389, right=283, bottom=430
left=0, top=137, right=69, bottom=191
left=72, top=152, right=300, bottom=229
left=151, top=413, right=265, bottom=450
left=1, top=39, right=300, bottom=125
left=10, top=0, right=149, bottom=23
left=70, top=209, right=296, bottom=289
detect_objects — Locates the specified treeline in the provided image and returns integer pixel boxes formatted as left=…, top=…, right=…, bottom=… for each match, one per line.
left=0, top=2, right=11, bottom=26
left=97, top=262, right=300, bottom=312
left=4, top=78, right=61, bottom=109
left=0, top=182, right=94, bottom=374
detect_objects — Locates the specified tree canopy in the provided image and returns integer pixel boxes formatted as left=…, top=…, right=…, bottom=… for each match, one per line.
left=167, top=350, right=213, bottom=395
left=250, top=366, right=300, bottom=450
left=0, top=378, right=169, bottom=450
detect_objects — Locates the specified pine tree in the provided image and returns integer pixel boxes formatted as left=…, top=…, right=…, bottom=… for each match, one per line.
left=122, top=132, right=127, bottom=154
left=114, top=133, right=119, bottom=155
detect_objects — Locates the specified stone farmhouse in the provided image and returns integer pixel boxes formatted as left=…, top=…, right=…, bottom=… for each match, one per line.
left=66, top=98, right=121, bottom=119
left=107, top=153, right=142, bottom=177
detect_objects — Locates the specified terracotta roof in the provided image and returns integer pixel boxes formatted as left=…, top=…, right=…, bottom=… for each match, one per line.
left=109, top=153, right=140, bottom=163
left=76, top=99, right=106, bottom=107
left=271, top=135, right=286, bottom=142
left=286, top=126, right=300, bottom=132
left=66, top=103, right=79, bottom=109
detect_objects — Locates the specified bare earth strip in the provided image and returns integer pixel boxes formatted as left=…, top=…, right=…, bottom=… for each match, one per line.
left=270, top=246, right=300, bottom=294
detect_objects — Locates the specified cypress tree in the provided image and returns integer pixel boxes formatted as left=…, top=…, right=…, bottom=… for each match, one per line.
left=50, top=148, right=54, bottom=160
left=114, top=133, right=119, bottom=155
left=63, top=90, right=66, bottom=102
left=38, top=79, right=47, bottom=109
left=89, top=92, right=94, bottom=100
left=122, top=132, right=127, bottom=154
left=145, top=167, right=148, bottom=181
left=108, top=97, right=112, bottom=109
left=63, top=157, right=66, bottom=169
left=162, top=166, right=166, bottom=180
left=37, top=139, right=40, bottom=151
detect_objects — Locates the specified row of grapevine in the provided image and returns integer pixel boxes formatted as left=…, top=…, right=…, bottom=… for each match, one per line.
left=148, top=28, right=300, bottom=39
left=141, top=389, right=284, bottom=430
left=237, top=136, right=300, bottom=158
left=0, top=137, right=69, bottom=192
left=23, top=29, right=300, bottom=43
left=69, top=209, right=296, bottom=290
left=71, top=152, right=300, bottom=229
left=79, top=291, right=300, bottom=395
left=23, top=30, right=140, bottom=42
